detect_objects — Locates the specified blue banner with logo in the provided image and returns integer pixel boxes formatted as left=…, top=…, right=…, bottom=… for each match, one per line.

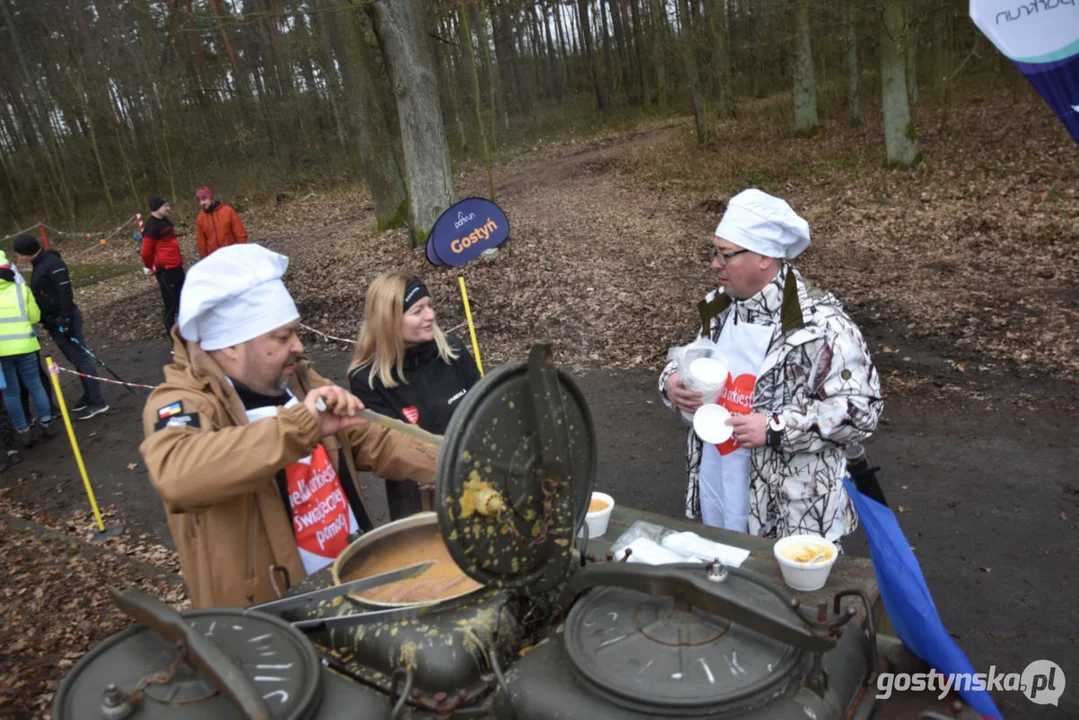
left=426, top=198, right=510, bottom=267
left=971, top=0, right=1079, bottom=144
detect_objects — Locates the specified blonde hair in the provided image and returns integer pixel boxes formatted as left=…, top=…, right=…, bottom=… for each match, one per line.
left=348, top=272, right=459, bottom=388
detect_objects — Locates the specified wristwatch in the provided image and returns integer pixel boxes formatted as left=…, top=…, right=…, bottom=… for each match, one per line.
left=766, top=413, right=786, bottom=450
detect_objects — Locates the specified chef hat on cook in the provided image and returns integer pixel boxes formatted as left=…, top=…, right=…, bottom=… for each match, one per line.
left=715, top=189, right=810, bottom=260
left=178, top=244, right=300, bottom=351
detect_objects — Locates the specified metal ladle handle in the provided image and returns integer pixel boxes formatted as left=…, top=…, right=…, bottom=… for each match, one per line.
left=109, top=589, right=271, bottom=719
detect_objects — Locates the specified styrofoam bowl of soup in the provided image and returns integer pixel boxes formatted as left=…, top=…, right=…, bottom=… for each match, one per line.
left=584, top=491, right=615, bottom=539
left=773, top=534, right=839, bottom=591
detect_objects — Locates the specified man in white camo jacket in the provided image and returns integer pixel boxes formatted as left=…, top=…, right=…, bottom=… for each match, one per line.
left=659, top=189, right=882, bottom=546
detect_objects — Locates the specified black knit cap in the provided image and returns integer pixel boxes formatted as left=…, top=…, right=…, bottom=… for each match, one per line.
left=149, top=195, right=167, bottom=212
left=402, top=277, right=430, bottom=312
left=12, top=234, right=40, bottom=256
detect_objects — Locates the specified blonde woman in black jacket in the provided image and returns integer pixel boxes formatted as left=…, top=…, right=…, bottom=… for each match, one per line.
left=348, top=273, right=481, bottom=520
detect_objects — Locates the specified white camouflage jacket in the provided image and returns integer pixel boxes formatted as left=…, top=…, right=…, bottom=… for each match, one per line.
left=659, top=264, right=882, bottom=543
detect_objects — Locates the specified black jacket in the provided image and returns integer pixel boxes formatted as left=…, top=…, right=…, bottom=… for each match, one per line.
left=348, top=337, right=482, bottom=436
left=29, top=250, right=74, bottom=331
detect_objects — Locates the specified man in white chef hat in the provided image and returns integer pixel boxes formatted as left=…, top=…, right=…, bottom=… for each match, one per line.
left=139, top=243, right=439, bottom=608
left=659, top=189, right=882, bottom=546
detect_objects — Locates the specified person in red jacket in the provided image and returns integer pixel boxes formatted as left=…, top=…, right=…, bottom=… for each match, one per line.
left=194, top=187, right=248, bottom=259
left=141, top=196, right=186, bottom=337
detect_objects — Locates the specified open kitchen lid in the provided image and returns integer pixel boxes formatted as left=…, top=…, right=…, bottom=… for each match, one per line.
left=435, top=342, right=597, bottom=594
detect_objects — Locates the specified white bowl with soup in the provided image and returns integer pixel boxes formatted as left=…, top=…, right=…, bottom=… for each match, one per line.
left=773, top=535, right=839, bottom=591
left=584, top=492, right=615, bottom=539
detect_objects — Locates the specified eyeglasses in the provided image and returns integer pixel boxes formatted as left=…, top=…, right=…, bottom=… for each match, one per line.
left=710, top=246, right=751, bottom=267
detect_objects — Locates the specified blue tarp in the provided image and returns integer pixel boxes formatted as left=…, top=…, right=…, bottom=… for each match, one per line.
left=844, top=477, right=1003, bottom=718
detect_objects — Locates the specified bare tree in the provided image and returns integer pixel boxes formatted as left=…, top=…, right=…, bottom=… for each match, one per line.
left=792, top=0, right=819, bottom=136
left=369, top=0, right=457, bottom=245
left=880, top=0, right=920, bottom=166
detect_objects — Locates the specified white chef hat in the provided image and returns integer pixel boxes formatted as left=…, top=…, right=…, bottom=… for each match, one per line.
left=177, top=244, right=300, bottom=351
left=715, top=189, right=811, bottom=260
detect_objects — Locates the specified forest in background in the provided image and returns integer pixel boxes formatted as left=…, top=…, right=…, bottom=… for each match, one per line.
left=0, top=0, right=1045, bottom=237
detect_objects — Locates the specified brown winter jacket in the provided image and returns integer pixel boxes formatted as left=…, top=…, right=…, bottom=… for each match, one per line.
left=195, top=202, right=247, bottom=259
left=139, top=328, right=439, bottom=609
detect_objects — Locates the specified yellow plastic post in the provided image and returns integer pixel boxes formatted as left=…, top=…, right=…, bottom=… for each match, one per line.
left=458, top=275, right=484, bottom=376
left=45, top=356, right=106, bottom=532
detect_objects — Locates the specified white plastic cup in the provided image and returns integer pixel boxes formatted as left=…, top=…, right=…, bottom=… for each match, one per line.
left=583, top=491, right=615, bottom=539
left=680, top=357, right=729, bottom=424
left=773, top=535, right=839, bottom=592
left=693, top=403, right=733, bottom=444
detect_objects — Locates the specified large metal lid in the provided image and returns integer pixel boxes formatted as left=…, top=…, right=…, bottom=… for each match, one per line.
left=53, top=607, right=322, bottom=720
left=435, top=342, right=596, bottom=593
left=563, top=583, right=804, bottom=716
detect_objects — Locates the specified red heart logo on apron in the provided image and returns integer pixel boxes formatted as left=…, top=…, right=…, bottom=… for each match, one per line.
left=716, top=373, right=756, bottom=456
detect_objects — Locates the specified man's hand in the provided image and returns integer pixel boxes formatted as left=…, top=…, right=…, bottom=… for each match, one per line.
left=727, top=412, right=768, bottom=448
left=665, top=371, right=703, bottom=414
left=303, top=385, right=368, bottom=436
left=143, top=267, right=152, bottom=275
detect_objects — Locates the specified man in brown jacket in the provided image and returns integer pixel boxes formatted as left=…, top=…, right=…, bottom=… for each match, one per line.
left=194, top=186, right=247, bottom=259
left=140, top=244, right=437, bottom=609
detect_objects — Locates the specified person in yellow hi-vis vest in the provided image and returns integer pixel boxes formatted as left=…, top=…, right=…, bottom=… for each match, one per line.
left=0, top=256, right=56, bottom=447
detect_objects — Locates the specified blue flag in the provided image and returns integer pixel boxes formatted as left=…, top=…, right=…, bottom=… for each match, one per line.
left=971, top=0, right=1079, bottom=144
left=844, top=478, right=1003, bottom=718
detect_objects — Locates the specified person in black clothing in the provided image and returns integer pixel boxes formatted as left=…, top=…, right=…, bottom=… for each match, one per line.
left=13, top=235, right=109, bottom=420
left=348, top=273, right=481, bottom=520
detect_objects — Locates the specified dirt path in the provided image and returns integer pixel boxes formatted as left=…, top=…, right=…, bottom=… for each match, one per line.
left=4, top=117, right=1077, bottom=717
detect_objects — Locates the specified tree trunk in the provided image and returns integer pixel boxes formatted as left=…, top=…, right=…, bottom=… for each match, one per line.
left=369, top=0, right=457, bottom=245
left=577, top=0, right=609, bottom=111
left=905, top=7, right=919, bottom=106
left=880, top=0, right=919, bottom=166
left=599, top=0, right=616, bottom=98
left=541, top=3, right=565, bottom=103
left=846, top=0, right=860, bottom=122
left=707, top=0, right=734, bottom=116
left=457, top=4, right=495, bottom=200
left=628, top=0, right=649, bottom=105
left=677, top=0, right=706, bottom=145
left=338, top=9, right=409, bottom=231
left=609, top=0, right=634, bottom=102
left=648, top=0, right=668, bottom=110
left=792, top=0, right=819, bottom=136
left=429, top=4, right=466, bottom=153
left=474, top=0, right=500, bottom=144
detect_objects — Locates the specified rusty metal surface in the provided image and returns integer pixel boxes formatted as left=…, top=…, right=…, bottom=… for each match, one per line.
left=287, top=566, right=522, bottom=697
left=586, top=505, right=882, bottom=630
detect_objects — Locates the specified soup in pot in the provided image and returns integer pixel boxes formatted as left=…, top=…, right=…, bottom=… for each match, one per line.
left=339, top=524, right=482, bottom=604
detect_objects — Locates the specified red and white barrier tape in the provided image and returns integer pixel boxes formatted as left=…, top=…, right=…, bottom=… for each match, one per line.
left=300, top=323, right=357, bottom=345
left=300, top=321, right=470, bottom=346
left=41, top=215, right=138, bottom=240
left=0, top=224, right=40, bottom=244
left=53, top=364, right=157, bottom=391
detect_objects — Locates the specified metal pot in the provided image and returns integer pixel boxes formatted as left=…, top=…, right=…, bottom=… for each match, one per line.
left=331, top=511, right=484, bottom=609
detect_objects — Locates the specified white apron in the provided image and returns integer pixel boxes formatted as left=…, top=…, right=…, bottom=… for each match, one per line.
left=699, top=311, right=773, bottom=531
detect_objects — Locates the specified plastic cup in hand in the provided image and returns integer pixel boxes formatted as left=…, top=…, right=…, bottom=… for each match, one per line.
left=693, top=403, right=733, bottom=444
left=680, top=357, right=728, bottom=424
